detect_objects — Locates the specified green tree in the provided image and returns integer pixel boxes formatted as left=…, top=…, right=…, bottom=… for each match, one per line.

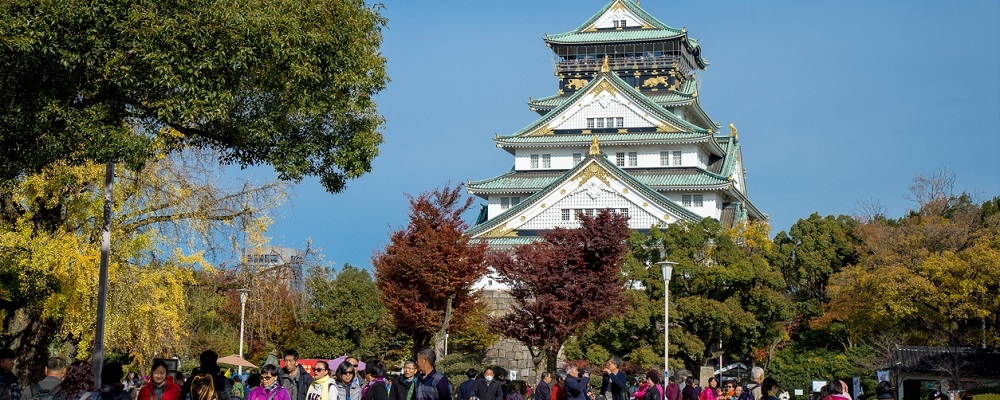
left=0, top=0, right=387, bottom=193
left=770, top=213, right=860, bottom=324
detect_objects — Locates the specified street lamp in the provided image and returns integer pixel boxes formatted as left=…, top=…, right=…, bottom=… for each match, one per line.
left=657, top=260, right=676, bottom=378
left=238, top=288, right=250, bottom=375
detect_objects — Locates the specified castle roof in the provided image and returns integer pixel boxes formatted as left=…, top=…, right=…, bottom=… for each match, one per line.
left=544, top=0, right=708, bottom=68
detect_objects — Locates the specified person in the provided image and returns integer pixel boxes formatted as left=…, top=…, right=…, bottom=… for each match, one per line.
left=61, top=361, right=98, bottom=400
left=344, top=359, right=361, bottom=388
left=280, top=350, right=314, bottom=400
left=874, top=382, right=894, bottom=400
left=534, top=373, right=551, bottom=400
left=390, top=362, right=417, bottom=400
left=664, top=377, right=678, bottom=400
left=681, top=379, right=697, bottom=400
left=306, top=361, right=337, bottom=400
left=413, top=349, right=450, bottom=400
left=505, top=383, right=523, bottom=400
left=635, top=377, right=652, bottom=400
left=642, top=372, right=662, bottom=400
left=472, top=369, right=502, bottom=400
left=232, top=377, right=244, bottom=400
left=334, top=362, right=361, bottom=400
left=247, top=365, right=289, bottom=400
left=457, top=370, right=477, bottom=400
left=550, top=371, right=566, bottom=400
left=600, top=358, right=626, bottom=400
left=137, top=360, right=180, bottom=400
left=182, top=351, right=234, bottom=400
left=0, top=349, right=22, bottom=400
left=731, top=386, right=742, bottom=400
left=747, top=368, right=763, bottom=400
left=245, top=375, right=260, bottom=393
left=718, top=382, right=735, bottom=400
left=100, top=363, right=131, bottom=400
left=563, top=367, right=588, bottom=400
left=359, top=360, right=388, bottom=400
left=759, top=380, right=777, bottom=400
left=23, top=357, right=67, bottom=400
left=698, top=379, right=717, bottom=400
left=819, top=380, right=849, bottom=400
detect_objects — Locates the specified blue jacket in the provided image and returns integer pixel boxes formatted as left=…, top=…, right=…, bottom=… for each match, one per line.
left=564, top=377, right=589, bottom=400
left=599, top=372, right=626, bottom=400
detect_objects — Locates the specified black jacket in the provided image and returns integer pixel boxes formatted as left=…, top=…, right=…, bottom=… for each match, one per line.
left=278, top=365, right=314, bottom=400
left=360, top=381, right=389, bottom=400
left=391, top=376, right=416, bottom=400
left=644, top=388, right=661, bottom=400
left=533, top=382, right=550, bottom=400
left=471, top=380, right=502, bottom=400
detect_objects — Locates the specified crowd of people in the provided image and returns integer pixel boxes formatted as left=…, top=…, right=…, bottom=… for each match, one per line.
left=0, top=348, right=906, bottom=400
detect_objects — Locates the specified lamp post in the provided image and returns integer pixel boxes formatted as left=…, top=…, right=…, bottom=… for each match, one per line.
left=658, top=260, right=676, bottom=377
left=238, top=288, right=250, bottom=375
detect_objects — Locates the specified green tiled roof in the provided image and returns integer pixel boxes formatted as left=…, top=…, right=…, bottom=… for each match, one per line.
left=506, top=70, right=708, bottom=139
left=468, top=167, right=730, bottom=194
left=476, top=237, right=542, bottom=247
left=497, top=132, right=708, bottom=145
left=544, top=0, right=708, bottom=68
left=467, top=154, right=705, bottom=238
left=529, top=79, right=698, bottom=110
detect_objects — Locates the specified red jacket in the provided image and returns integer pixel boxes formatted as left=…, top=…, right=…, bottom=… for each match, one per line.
left=139, top=376, right=181, bottom=400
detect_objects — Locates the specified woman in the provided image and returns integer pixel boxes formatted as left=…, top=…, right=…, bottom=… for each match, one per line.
left=819, top=380, right=850, bottom=400
left=642, top=372, right=663, bottom=400
left=699, top=378, right=719, bottom=400
left=307, top=361, right=338, bottom=400
left=635, top=377, right=652, bottom=400
left=359, top=360, right=388, bottom=400
left=138, top=360, right=181, bottom=400
left=875, top=382, right=894, bottom=400
left=550, top=371, right=566, bottom=400
left=760, top=379, right=778, bottom=400
left=248, top=365, right=291, bottom=400
left=62, top=361, right=99, bottom=400
left=335, top=361, right=361, bottom=400
left=718, top=381, right=735, bottom=400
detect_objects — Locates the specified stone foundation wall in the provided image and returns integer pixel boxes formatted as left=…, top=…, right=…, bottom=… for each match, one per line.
left=481, top=289, right=544, bottom=383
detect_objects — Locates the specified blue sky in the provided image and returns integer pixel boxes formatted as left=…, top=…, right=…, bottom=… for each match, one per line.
left=250, top=0, right=1000, bottom=269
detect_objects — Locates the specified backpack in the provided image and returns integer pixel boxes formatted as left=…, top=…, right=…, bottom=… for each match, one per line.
left=32, top=383, right=64, bottom=400
left=737, top=385, right=757, bottom=400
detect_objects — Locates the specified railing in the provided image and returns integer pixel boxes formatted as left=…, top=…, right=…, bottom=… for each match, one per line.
left=555, top=55, right=687, bottom=72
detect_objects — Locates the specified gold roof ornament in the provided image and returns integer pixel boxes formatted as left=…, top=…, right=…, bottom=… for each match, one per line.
left=589, top=135, right=601, bottom=155
left=600, top=57, right=610, bottom=73
left=728, top=122, right=738, bottom=138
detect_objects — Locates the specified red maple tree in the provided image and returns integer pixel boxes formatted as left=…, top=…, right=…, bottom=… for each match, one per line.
left=372, top=184, right=488, bottom=358
left=488, top=209, right=630, bottom=373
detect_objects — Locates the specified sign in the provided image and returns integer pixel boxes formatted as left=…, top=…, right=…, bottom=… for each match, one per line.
left=509, top=370, right=518, bottom=381
left=877, top=371, right=889, bottom=383
left=812, top=381, right=826, bottom=393
left=853, top=377, right=862, bottom=397
left=794, top=390, right=804, bottom=396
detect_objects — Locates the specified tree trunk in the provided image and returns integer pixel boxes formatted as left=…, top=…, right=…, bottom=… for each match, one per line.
left=433, top=294, right=455, bottom=358
left=544, top=346, right=558, bottom=375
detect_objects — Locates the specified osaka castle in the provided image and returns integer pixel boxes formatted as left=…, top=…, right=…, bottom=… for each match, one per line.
left=467, top=0, right=766, bottom=248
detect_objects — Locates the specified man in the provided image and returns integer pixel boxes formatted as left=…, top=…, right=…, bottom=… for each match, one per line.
left=392, top=361, right=419, bottom=400
left=414, top=348, right=450, bottom=400
left=599, top=358, right=625, bottom=400
left=747, top=368, right=764, bottom=400
left=279, top=349, right=313, bottom=400
left=99, top=363, right=130, bottom=400
left=681, top=378, right=697, bottom=400
left=181, top=351, right=234, bottom=400
left=457, top=369, right=477, bottom=400
left=563, top=367, right=588, bottom=400
left=534, top=373, right=551, bottom=400
left=664, top=377, right=679, bottom=400
left=0, top=349, right=22, bottom=400
left=472, top=368, right=502, bottom=400
left=23, top=357, right=66, bottom=400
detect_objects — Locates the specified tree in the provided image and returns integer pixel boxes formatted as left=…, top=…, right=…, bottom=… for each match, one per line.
left=0, top=149, right=283, bottom=377
left=373, top=185, right=488, bottom=358
left=288, top=263, right=410, bottom=361
left=821, top=174, right=1000, bottom=347
left=0, top=0, right=388, bottom=193
left=770, top=213, right=860, bottom=324
left=487, top=210, right=631, bottom=374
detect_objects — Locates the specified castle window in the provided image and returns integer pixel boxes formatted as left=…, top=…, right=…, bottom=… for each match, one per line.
left=595, top=118, right=605, bottom=128
left=616, top=152, right=626, bottom=167
left=614, top=20, right=627, bottom=28
left=530, top=154, right=539, bottom=168
left=586, top=118, right=595, bottom=129
left=542, top=154, right=551, bottom=168
left=501, top=196, right=522, bottom=210
left=561, top=209, right=571, bottom=221
left=660, top=151, right=670, bottom=166
left=619, top=208, right=629, bottom=218
left=682, top=195, right=692, bottom=207
left=573, top=153, right=582, bottom=164
left=672, top=150, right=682, bottom=166
left=694, top=195, right=704, bottom=207
left=628, top=152, right=637, bottom=166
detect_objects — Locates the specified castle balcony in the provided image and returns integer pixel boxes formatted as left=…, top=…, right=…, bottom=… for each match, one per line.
left=555, top=54, right=691, bottom=75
